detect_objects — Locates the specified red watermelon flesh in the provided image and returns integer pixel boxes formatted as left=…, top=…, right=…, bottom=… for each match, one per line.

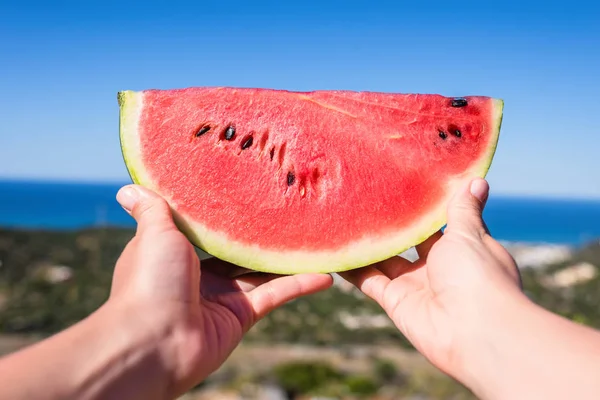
left=119, top=87, right=503, bottom=274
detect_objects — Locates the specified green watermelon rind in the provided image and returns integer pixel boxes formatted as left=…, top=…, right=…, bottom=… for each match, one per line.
left=118, top=90, right=503, bottom=275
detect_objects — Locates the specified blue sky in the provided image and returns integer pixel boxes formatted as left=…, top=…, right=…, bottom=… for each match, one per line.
left=1, top=0, right=599, bottom=198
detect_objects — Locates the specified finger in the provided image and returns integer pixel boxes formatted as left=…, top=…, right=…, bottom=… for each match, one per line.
left=201, top=257, right=251, bottom=278
left=234, top=272, right=283, bottom=292
left=199, top=258, right=255, bottom=296
left=201, top=258, right=281, bottom=292
left=339, top=266, right=390, bottom=305
left=415, top=230, right=443, bottom=262
left=200, top=257, right=286, bottom=293
left=116, top=185, right=177, bottom=234
left=376, top=256, right=416, bottom=279
left=247, top=274, right=333, bottom=320
left=373, top=257, right=429, bottom=309
left=445, top=178, right=490, bottom=241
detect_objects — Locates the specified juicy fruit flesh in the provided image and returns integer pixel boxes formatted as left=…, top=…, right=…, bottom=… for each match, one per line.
left=120, top=88, right=502, bottom=273
left=139, top=89, right=495, bottom=250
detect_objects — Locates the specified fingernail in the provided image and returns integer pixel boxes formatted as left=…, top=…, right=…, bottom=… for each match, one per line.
left=470, top=179, right=489, bottom=203
left=116, top=186, right=140, bottom=212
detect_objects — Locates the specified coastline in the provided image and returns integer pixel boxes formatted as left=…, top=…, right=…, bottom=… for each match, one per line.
left=2, top=179, right=600, bottom=245
left=500, top=241, right=575, bottom=269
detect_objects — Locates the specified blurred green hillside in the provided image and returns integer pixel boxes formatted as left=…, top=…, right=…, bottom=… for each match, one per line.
left=0, top=227, right=598, bottom=399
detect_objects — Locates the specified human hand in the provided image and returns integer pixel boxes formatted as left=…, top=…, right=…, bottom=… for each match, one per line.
left=340, top=178, right=525, bottom=385
left=106, top=185, right=333, bottom=398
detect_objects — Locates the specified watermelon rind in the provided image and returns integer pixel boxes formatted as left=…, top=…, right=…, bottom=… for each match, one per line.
left=118, top=90, right=503, bottom=274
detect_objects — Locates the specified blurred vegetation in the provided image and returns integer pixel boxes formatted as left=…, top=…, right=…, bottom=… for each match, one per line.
left=520, top=242, right=600, bottom=326
left=0, top=227, right=131, bottom=332
left=218, top=357, right=472, bottom=399
left=0, top=227, right=599, bottom=399
left=1, top=227, right=599, bottom=338
left=273, top=361, right=344, bottom=397
left=0, top=227, right=412, bottom=347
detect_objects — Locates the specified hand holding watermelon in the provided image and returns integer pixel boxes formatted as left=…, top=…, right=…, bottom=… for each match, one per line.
left=119, top=88, right=504, bottom=274
left=341, top=178, right=525, bottom=395
left=4, top=87, right=600, bottom=399
left=4, top=179, right=600, bottom=399
left=107, top=184, right=334, bottom=398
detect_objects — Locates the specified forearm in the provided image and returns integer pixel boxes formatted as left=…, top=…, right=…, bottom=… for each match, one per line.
left=0, top=304, right=174, bottom=400
left=460, top=295, right=600, bottom=400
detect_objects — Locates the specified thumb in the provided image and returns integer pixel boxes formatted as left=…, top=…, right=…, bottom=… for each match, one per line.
left=446, top=178, right=490, bottom=239
left=116, top=185, right=177, bottom=233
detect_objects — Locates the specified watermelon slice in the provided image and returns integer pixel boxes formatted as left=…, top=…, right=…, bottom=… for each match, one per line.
left=118, top=88, right=502, bottom=274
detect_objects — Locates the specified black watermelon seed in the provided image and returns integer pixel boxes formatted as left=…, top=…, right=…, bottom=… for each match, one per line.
left=195, top=126, right=210, bottom=137
left=224, top=126, right=236, bottom=140
left=439, top=131, right=448, bottom=139
left=454, top=129, right=462, bottom=137
left=287, top=172, right=295, bottom=186
left=451, top=98, right=468, bottom=107
left=241, top=136, right=253, bottom=150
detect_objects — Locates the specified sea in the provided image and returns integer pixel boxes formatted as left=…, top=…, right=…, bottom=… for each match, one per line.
left=1, top=179, right=599, bottom=247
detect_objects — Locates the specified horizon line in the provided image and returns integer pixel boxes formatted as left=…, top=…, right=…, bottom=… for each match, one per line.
left=1, top=175, right=599, bottom=202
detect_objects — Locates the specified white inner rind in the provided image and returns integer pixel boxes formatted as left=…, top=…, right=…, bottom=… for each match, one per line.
left=119, top=91, right=503, bottom=274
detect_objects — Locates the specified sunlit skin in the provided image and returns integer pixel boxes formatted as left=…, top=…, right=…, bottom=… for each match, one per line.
left=0, top=185, right=333, bottom=400
left=342, top=179, right=600, bottom=399
left=0, top=179, right=600, bottom=400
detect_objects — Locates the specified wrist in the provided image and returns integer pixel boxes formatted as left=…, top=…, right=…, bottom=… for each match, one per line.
left=97, top=300, right=211, bottom=399
left=452, top=291, right=600, bottom=400
left=69, top=301, right=189, bottom=400
left=73, top=303, right=172, bottom=400
left=450, top=290, right=536, bottom=398
left=0, top=300, right=180, bottom=400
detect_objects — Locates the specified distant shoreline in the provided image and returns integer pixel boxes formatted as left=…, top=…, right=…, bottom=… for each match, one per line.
left=2, top=179, right=600, bottom=247
left=2, top=177, right=600, bottom=203
left=1, top=225, right=597, bottom=249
